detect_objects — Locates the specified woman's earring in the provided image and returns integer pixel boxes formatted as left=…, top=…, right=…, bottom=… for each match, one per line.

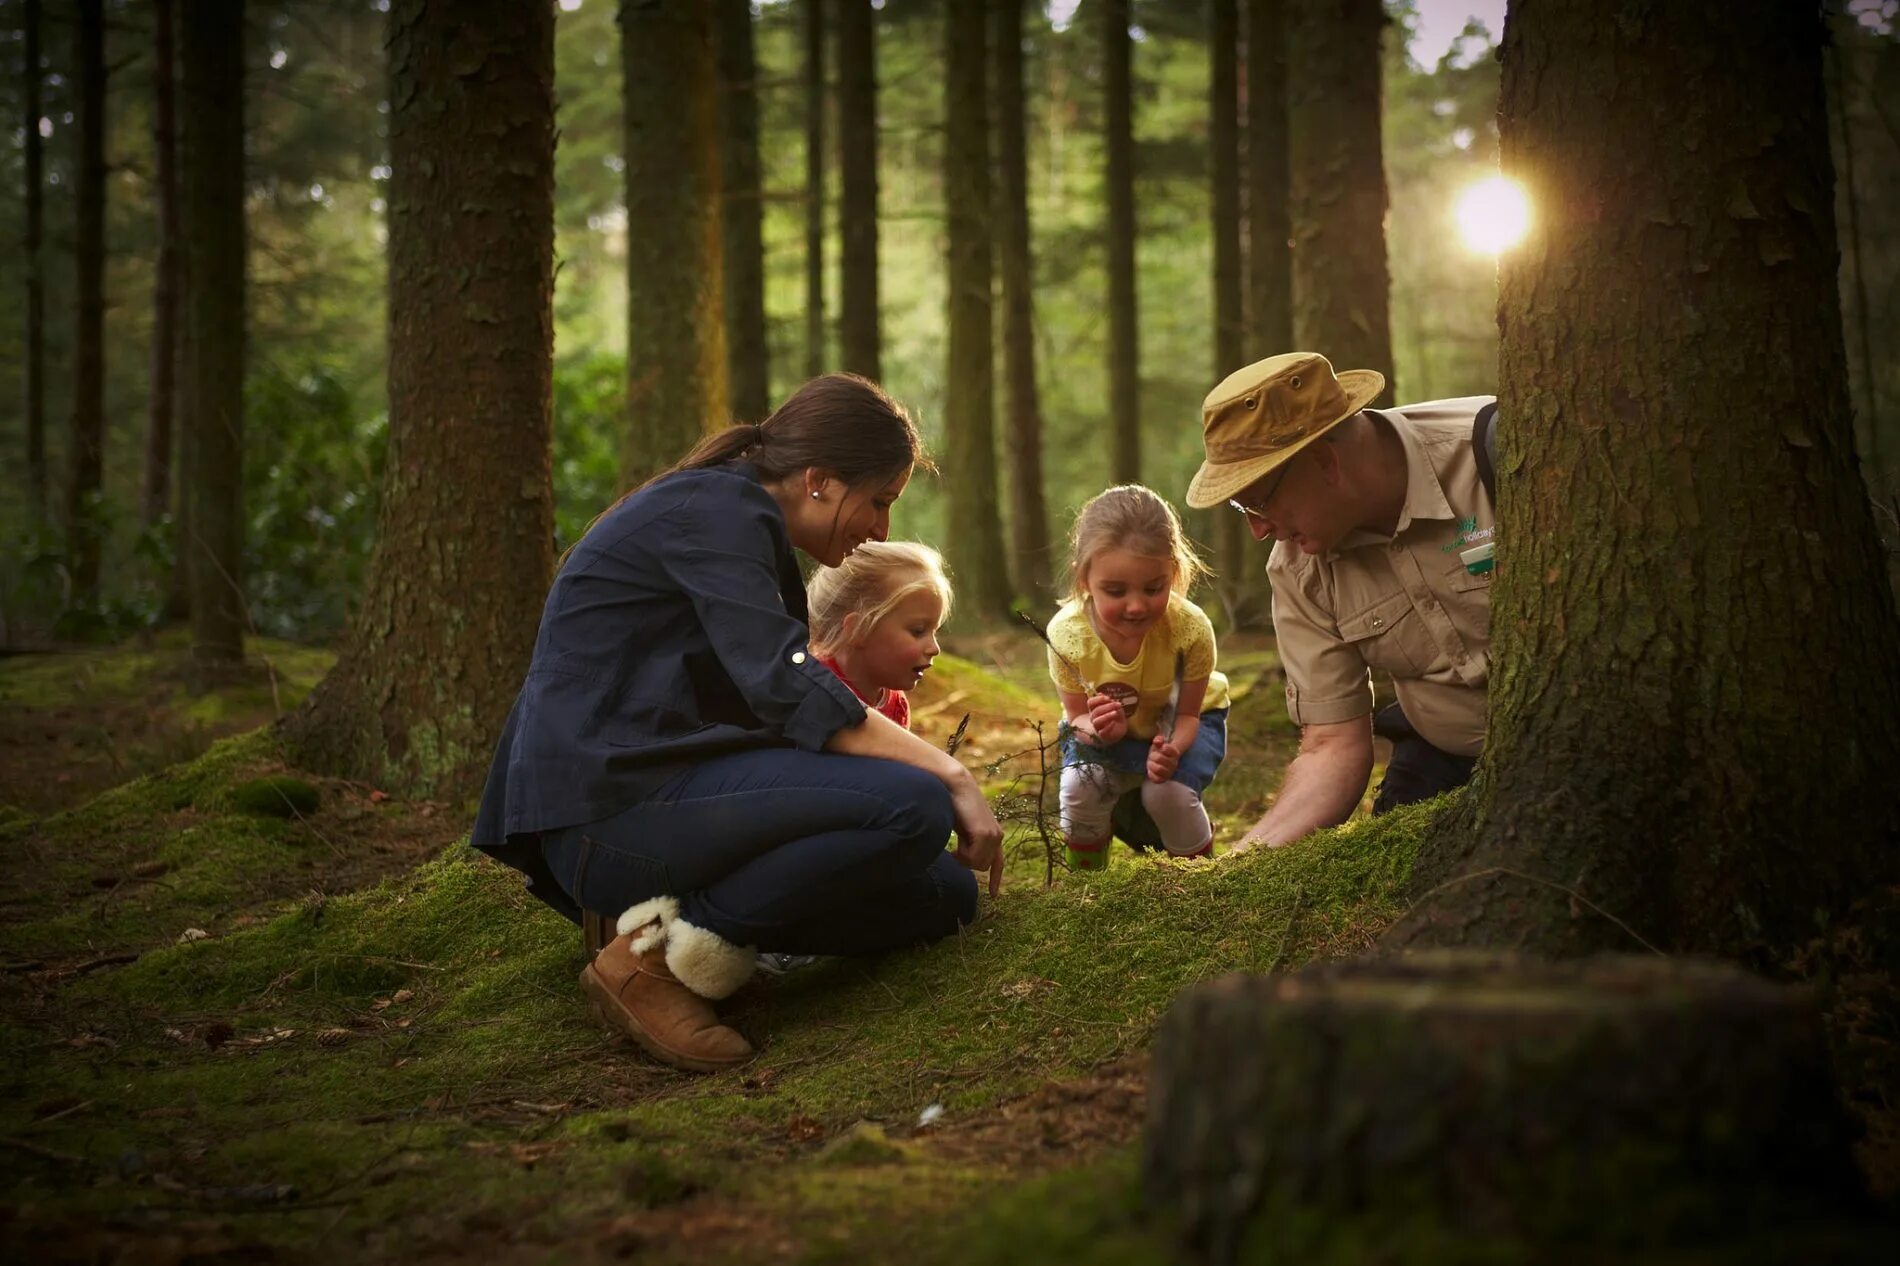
left=810, top=490, right=821, bottom=500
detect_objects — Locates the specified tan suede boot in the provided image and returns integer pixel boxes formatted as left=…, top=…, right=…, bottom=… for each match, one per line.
left=580, top=924, right=754, bottom=1073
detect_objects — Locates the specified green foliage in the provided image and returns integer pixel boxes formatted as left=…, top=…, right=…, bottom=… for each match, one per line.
left=552, top=350, right=628, bottom=549
left=244, top=357, right=387, bottom=638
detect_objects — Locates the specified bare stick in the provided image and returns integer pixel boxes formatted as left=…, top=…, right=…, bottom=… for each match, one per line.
left=1011, top=610, right=1095, bottom=695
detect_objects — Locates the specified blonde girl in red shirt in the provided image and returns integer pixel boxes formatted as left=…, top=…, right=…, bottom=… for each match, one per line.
left=807, top=542, right=954, bottom=731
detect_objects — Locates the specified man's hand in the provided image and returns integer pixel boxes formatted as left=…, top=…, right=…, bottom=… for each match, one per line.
left=1087, top=693, right=1129, bottom=745
left=1147, top=733, right=1180, bottom=783
left=1237, top=717, right=1374, bottom=849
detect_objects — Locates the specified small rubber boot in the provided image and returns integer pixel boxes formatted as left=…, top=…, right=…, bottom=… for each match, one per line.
left=580, top=925, right=754, bottom=1073
left=1066, top=835, right=1111, bottom=872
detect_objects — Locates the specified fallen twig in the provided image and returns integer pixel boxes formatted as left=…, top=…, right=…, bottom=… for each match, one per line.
left=66, top=951, right=140, bottom=975
left=0, top=1136, right=88, bottom=1166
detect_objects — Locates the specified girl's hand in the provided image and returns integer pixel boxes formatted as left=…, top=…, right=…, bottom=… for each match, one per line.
left=1088, top=693, right=1128, bottom=745
left=1147, top=733, right=1180, bottom=783
left=948, top=774, right=1005, bottom=896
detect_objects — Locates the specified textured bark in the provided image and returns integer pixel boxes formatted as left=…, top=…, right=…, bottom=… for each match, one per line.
left=1146, top=955, right=1871, bottom=1262
left=23, top=0, right=46, bottom=519
left=1830, top=32, right=1881, bottom=458
left=65, top=0, right=106, bottom=602
left=1245, top=0, right=1292, bottom=360
left=944, top=0, right=1011, bottom=620
left=804, top=0, right=826, bottom=379
left=180, top=1, right=245, bottom=664
left=836, top=0, right=880, bottom=382
left=284, top=0, right=555, bottom=799
left=992, top=0, right=1050, bottom=605
left=716, top=0, right=768, bottom=424
left=144, top=0, right=179, bottom=529
left=1103, top=0, right=1139, bottom=483
left=1286, top=0, right=1392, bottom=403
left=1208, top=0, right=1249, bottom=624
left=622, top=0, right=727, bottom=483
left=1392, top=1, right=1900, bottom=960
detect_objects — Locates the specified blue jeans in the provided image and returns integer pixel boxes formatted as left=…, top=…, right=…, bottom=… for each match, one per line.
left=539, top=748, right=978, bottom=956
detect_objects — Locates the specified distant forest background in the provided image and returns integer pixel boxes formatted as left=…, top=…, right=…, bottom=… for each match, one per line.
left=2, top=0, right=1896, bottom=643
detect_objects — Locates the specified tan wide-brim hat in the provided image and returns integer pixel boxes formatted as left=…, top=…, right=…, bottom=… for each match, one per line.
left=1184, top=351, right=1386, bottom=509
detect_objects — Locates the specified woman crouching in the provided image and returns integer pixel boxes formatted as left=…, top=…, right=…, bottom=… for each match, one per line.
left=471, top=375, right=1003, bottom=1072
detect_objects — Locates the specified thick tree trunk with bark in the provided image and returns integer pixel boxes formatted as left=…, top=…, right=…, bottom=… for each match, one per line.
left=1245, top=0, right=1291, bottom=361
left=1208, top=0, right=1250, bottom=624
left=836, top=0, right=879, bottom=382
left=1146, top=955, right=1873, bottom=1261
left=1286, top=0, right=1392, bottom=403
left=284, top=0, right=554, bottom=799
left=144, top=0, right=179, bottom=529
left=1393, top=0, right=1900, bottom=960
left=992, top=0, right=1050, bottom=605
left=23, top=0, right=47, bottom=519
left=621, top=0, right=726, bottom=483
left=179, top=1, right=245, bottom=664
left=804, top=0, right=826, bottom=379
left=717, top=0, right=768, bottom=424
left=66, top=0, right=106, bottom=602
left=1103, top=0, right=1139, bottom=483
left=944, top=0, right=1011, bottom=620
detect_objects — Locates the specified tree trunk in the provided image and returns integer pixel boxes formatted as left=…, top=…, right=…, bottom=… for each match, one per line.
left=836, top=0, right=880, bottom=382
left=180, top=1, right=245, bottom=664
left=944, top=0, right=1011, bottom=621
left=1245, top=0, right=1292, bottom=360
left=1103, top=0, right=1139, bottom=484
left=1146, top=955, right=1873, bottom=1262
left=284, top=0, right=555, bottom=800
left=23, top=0, right=47, bottom=521
left=1829, top=25, right=1881, bottom=469
left=804, top=0, right=826, bottom=379
left=716, top=0, right=768, bottom=425
left=1392, top=0, right=1900, bottom=961
left=1208, top=0, right=1249, bottom=625
left=1286, top=0, right=1392, bottom=404
left=144, top=0, right=179, bottom=530
left=622, top=0, right=727, bottom=483
left=65, top=0, right=106, bottom=604
left=992, top=0, right=1050, bottom=606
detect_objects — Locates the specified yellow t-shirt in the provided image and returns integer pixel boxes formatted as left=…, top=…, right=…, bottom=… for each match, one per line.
left=1045, top=593, right=1232, bottom=739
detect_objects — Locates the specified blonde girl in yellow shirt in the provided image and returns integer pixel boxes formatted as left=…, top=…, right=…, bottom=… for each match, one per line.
left=1045, top=485, right=1231, bottom=868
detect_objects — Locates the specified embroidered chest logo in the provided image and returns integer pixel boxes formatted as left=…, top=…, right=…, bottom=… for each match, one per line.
left=1442, top=515, right=1497, bottom=575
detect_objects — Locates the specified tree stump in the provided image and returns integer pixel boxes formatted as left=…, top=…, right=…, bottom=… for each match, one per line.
left=1144, top=953, right=1877, bottom=1263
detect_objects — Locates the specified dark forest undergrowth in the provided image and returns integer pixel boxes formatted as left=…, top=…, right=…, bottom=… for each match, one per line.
left=2, top=635, right=1894, bottom=1263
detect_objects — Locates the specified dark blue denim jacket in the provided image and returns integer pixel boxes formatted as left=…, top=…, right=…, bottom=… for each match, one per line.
left=470, top=462, right=866, bottom=912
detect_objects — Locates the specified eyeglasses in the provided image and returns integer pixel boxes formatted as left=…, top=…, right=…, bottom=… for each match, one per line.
left=1227, top=464, right=1290, bottom=522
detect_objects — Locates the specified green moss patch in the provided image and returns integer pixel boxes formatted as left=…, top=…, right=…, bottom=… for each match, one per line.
left=0, top=729, right=460, bottom=964
left=0, top=629, right=336, bottom=817
left=227, top=775, right=322, bottom=818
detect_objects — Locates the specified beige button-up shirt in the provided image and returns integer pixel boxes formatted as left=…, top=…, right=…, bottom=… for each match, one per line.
left=1267, top=396, right=1496, bottom=757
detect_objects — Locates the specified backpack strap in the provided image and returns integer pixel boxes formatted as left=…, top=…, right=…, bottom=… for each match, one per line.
left=1472, top=400, right=1500, bottom=502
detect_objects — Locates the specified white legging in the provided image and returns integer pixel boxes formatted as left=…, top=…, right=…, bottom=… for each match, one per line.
left=1059, top=761, right=1212, bottom=857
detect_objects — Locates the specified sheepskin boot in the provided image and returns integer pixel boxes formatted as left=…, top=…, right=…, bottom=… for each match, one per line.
left=578, top=897, right=756, bottom=1072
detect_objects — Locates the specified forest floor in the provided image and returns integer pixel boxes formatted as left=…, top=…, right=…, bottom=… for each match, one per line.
left=0, top=632, right=1894, bottom=1263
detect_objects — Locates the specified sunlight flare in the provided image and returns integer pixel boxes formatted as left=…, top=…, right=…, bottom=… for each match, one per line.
left=1454, top=175, right=1532, bottom=255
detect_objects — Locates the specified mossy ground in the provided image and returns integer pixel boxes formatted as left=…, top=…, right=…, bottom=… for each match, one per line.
left=0, top=628, right=336, bottom=817
left=0, top=629, right=1424, bottom=1260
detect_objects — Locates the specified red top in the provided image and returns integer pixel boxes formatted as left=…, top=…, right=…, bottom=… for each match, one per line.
left=817, top=653, right=910, bottom=730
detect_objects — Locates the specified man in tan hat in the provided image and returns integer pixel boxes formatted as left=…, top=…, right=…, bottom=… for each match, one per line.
left=1185, top=351, right=1498, bottom=849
